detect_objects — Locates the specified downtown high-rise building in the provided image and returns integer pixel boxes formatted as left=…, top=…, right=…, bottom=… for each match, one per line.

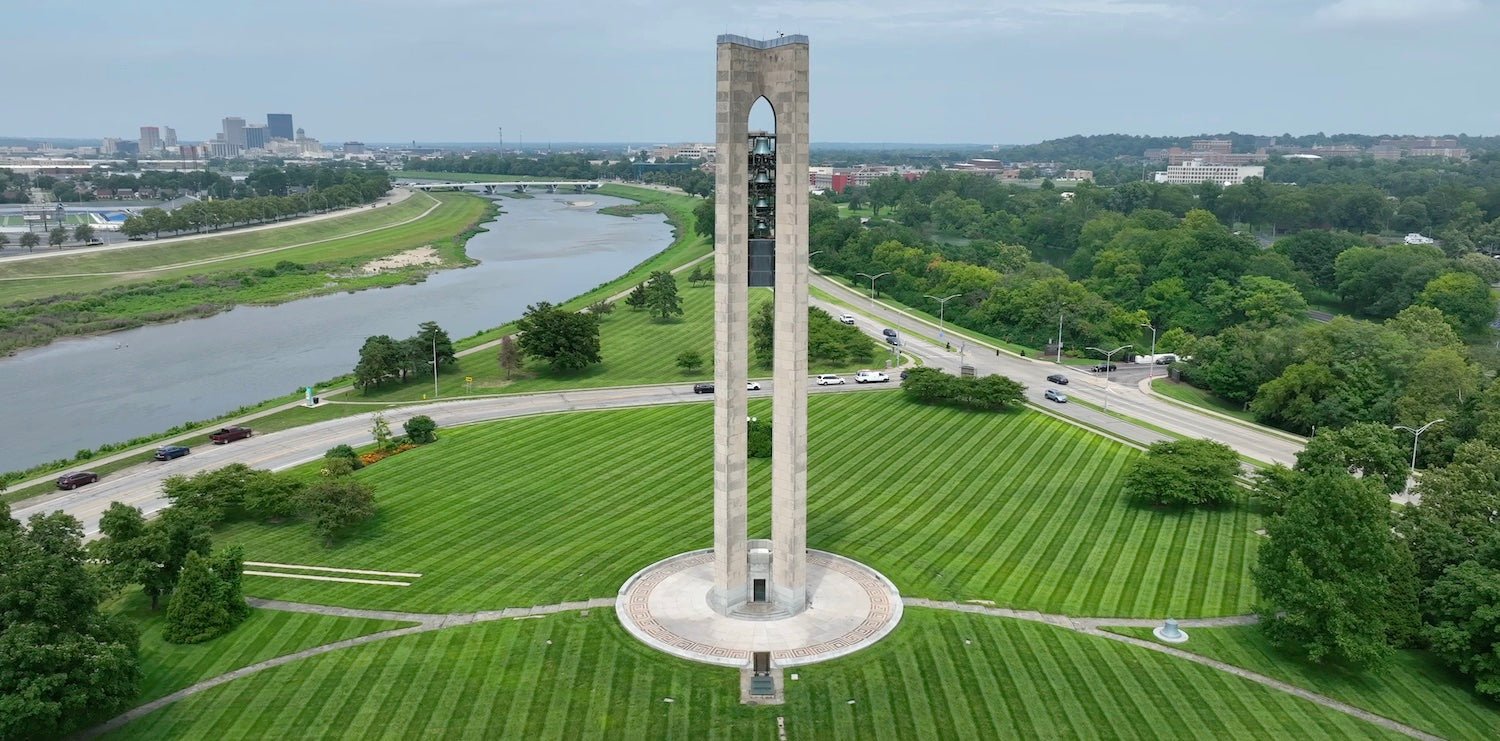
left=244, top=124, right=269, bottom=151
left=267, top=113, right=294, bottom=141
left=163, top=126, right=177, bottom=147
left=139, top=126, right=161, bottom=152
left=222, top=116, right=246, bottom=152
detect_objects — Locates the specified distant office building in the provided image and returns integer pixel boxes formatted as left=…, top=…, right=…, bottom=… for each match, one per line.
left=1154, top=160, right=1264, bottom=185
left=1191, top=139, right=1232, bottom=155
left=244, top=125, right=269, bottom=151
left=222, top=116, right=246, bottom=151
left=178, top=144, right=202, bottom=159
left=1060, top=169, right=1094, bottom=182
left=101, top=137, right=121, bottom=154
left=208, top=139, right=235, bottom=158
left=163, top=126, right=177, bottom=147
left=116, top=140, right=140, bottom=156
left=139, top=126, right=161, bottom=152
left=267, top=113, right=294, bottom=141
left=343, top=141, right=366, bottom=155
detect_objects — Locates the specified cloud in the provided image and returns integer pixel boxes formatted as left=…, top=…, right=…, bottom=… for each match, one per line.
left=1312, top=0, right=1479, bottom=26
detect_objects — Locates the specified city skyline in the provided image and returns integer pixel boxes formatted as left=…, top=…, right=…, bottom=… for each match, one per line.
left=7, top=0, right=1499, bottom=144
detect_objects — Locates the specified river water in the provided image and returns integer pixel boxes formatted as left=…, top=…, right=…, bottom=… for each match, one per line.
left=0, top=193, right=672, bottom=472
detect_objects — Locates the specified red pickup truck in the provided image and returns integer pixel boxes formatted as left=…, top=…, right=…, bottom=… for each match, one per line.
left=209, top=426, right=253, bottom=444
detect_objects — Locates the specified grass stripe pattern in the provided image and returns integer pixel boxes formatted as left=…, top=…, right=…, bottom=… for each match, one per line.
left=219, top=391, right=1259, bottom=618
left=107, top=610, right=1397, bottom=740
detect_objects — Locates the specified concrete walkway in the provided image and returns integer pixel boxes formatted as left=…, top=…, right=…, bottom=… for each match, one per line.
left=87, top=596, right=1439, bottom=740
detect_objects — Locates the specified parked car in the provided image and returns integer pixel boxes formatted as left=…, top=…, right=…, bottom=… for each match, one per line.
left=1046, top=373, right=1070, bottom=385
left=881, top=328, right=898, bottom=338
left=154, top=445, right=190, bottom=461
left=1089, top=363, right=1118, bottom=373
left=855, top=369, right=889, bottom=383
left=693, top=382, right=715, bottom=394
left=747, top=381, right=762, bottom=391
left=1044, top=389, right=1068, bottom=403
left=838, top=313, right=857, bottom=325
left=56, top=471, right=100, bottom=490
left=209, top=426, right=253, bottom=444
left=815, top=374, right=846, bottom=386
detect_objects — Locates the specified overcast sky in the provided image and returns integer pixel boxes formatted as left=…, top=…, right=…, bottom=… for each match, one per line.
left=7, top=0, right=1499, bottom=144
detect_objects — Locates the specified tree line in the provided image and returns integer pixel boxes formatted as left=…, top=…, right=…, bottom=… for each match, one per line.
left=119, top=170, right=390, bottom=239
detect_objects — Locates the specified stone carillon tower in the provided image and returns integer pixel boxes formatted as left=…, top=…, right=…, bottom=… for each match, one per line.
left=711, top=34, right=811, bottom=617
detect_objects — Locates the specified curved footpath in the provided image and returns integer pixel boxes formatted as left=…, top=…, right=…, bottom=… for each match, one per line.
left=85, top=598, right=1435, bottom=740
left=0, top=187, right=414, bottom=265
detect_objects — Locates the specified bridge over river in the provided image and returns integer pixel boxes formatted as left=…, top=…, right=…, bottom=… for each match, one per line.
left=399, top=180, right=602, bottom=194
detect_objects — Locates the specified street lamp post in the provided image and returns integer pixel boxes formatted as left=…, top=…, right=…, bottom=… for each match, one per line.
left=1056, top=309, right=1065, bottom=364
left=1086, top=344, right=1132, bottom=412
left=431, top=334, right=439, bottom=399
left=1393, top=419, right=1444, bottom=492
left=925, top=293, right=961, bottom=340
left=1139, top=322, right=1158, bottom=380
left=855, top=271, right=891, bottom=301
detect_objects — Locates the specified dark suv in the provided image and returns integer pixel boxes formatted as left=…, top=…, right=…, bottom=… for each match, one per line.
left=56, top=471, right=100, bottom=490
left=693, top=382, right=714, bottom=394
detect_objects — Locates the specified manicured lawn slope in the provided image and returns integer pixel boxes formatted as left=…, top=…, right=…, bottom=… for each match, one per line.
left=109, top=610, right=1394, bottom=739
left=114, top=591, right=411, bottom=704
left=221, top=392, right=1260, bottom=617
left=1114, top=625, right=1500, bottom=739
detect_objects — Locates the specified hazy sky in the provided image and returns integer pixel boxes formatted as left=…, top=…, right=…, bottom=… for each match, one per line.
left=7, top=0, right=1499, bottom=144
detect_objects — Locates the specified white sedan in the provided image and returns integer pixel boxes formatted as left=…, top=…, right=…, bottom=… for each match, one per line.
left=747, top=381, right=762, bottom=391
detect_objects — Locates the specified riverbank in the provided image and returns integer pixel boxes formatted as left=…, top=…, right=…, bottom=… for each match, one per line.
left=1, top=186, right=697, bottom=492
left=0, top=193, right=495, bottom=357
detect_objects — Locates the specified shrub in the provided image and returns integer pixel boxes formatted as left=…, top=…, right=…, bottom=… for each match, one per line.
left=324, top=444, right=363, bottom=470
left=1124, top=439, right=1241, bottom=507
left=403, top=415, right=438, bottom=444
left=900, top=367, right=1026, bottom=411
left=747, top=418, right=772, bottom=458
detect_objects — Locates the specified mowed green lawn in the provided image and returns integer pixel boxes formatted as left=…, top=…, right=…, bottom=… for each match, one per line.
left=111, top=591, right=411, bottom=704
left=1114, top=625, right=1500, bottom=739
left=220, top=392, right=1260, bottom=618
left=0, top=192, right=489, bottom=303
left=108, top=609, right=1395, bottom=740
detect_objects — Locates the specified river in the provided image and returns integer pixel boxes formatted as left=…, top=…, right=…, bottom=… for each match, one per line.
left=0, top=193, right=672, bottom=472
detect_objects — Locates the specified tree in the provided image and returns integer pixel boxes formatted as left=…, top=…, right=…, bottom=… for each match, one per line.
left=324, top=444, right=363, bottom=471
left=1123, top=439, right=1240, bottom=507
left=47, top=226, right=67, bottom=249
left=1417, top=271, right=1497, bottom=334
left=625, top=282, right=649, bottom=310
left=403, top=415, right=438, bottom=444
left=301, top=477, right=377, bottom=545
left=1423, top=561, right=1500, bottom=700
left=1254, top=473, right=1415, bottom=667
left=1, top=506, right=142, bottom=739
left=353, top=335, right=403, bottom=390
left=687, top=264, right=710, bottom=287
left=693, top=196, right=714, bottom=238
left=644, top=270, right=684, bottom=320
left=515, top=301, right=602, bottom=371
left=93, top=503, right=210, bottom=610
left=1399, top=441, right=1500, bottom=584
left=750, top=299, right=776, bottom=365
left=19, top=231, right=39, bottom=251
left=676, top=349, right=704, bottom=373
left=747, top=417, right=772, bottom=458
left=73, top=223, right=94, bottom=243
left=1294, top=422, right=1409, bottom=496
left=587, top=298, right=614, bottom=317
left=497, top=334, right=522, bottom=379
left=414, top=320, right=456, bottom=368
left=371, top=413, right=393, bottom=451
left=164, top=550, right=243, bottom=644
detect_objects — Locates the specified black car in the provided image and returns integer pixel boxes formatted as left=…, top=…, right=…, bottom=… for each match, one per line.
left=155, top=445, right=190, bottom=461
left=693, top=382, right=714, bottom=394
left=881, top=328, right=898, bottom=338
left=900, top=369, right=909, bottom=380
left=1046, top=373, right=1069, bottom=385
left=885, top=335, right=901, bottom=346
left=56, top=471, right=100, bottom=490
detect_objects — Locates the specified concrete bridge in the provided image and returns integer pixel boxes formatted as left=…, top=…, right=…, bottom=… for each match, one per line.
left=400, top=180, right=602, bottom=194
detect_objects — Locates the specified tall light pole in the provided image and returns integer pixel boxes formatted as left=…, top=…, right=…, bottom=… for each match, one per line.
left=431, top=333, right=439, bottom=399
left=925, top=293, right=961, bottom=339
left=1056, top=308, right=1065, bottom=364
left=1086, top=344, right=1132, bottom=412
left=856, top=271, right=890, bottom=301
left=1139, top=322, right=1157, bottom=380
left=1393, top=419, right=1444, bottom=490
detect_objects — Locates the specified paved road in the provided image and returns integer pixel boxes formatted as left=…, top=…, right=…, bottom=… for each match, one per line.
left=11, top=382, right=894, bottom=536
left=0, top=189, right=415, bottom=264
left=808, top=272, right=1304, bottom=466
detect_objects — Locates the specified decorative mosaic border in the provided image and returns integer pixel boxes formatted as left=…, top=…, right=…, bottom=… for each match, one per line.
left=614, top=549, right=904, bottom=668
